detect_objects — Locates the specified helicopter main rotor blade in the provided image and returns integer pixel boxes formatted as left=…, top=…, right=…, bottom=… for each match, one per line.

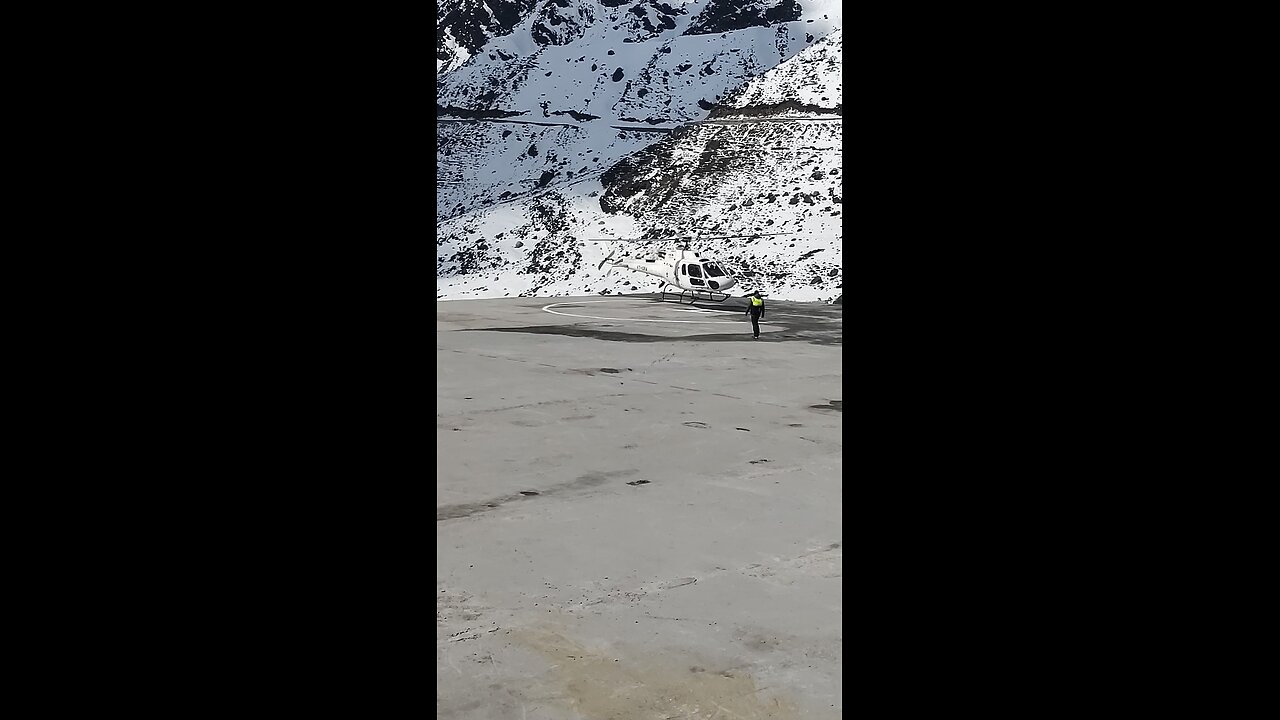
left=586, top=231, right=794, bottom=242
left=689, top=232, right=795, bottom=240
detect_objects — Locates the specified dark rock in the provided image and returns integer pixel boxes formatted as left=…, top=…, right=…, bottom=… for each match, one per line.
left=437, top=104, right=525, bottom=119
left=684, top=0, right=800, bottom=36
left=707, top=99, right=841, bottom=119
left=437, top=0, right=538, bottom=59
left=550, top=109, right=601, bottom=121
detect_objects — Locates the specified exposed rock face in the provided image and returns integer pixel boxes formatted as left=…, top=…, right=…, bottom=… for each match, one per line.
left=531, top=0, right=596, bottom=46
left=437, top=0, right=539, bottom=75
left=716, top=29, right=842, bottom=116
left=684, top=0, right=802, bottom=36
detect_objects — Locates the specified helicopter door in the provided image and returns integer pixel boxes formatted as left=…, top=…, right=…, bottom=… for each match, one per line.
left=686, top=263, right=705, bottom=286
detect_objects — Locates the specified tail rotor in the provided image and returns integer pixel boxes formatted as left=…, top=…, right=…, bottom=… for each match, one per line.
left=597, top=248, right=618, bottom=271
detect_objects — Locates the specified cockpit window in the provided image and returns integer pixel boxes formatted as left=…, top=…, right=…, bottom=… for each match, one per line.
left=687, top=264, right=703, bottom=278
left=703, top=263, right=726, bottom=277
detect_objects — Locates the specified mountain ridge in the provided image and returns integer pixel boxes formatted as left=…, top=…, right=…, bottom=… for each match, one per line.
left=437, top=0, right=843, bottom=302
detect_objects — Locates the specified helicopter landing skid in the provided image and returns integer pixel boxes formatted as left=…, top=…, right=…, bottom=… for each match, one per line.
left=660, top=286, right=731, bottom=304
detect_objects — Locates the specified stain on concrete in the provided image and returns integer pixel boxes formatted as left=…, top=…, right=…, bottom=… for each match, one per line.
left=437, top=501, right=504, bottom=521
left=572, top=469, right=637, bottom=488
left=808, top=399, right=842, bottom=413
left=459, top=394, right=626, bottom=415
left=658, top=576, right=697, bottom=589
left=437, top=469, right=638, bottom=521
left=436, top=585, right=486, bottom=627
left=508, top=623, right=803, bottom=719
left=566, top=367, right=631, bottom=376
left=741, top=632, right=782, bottom=653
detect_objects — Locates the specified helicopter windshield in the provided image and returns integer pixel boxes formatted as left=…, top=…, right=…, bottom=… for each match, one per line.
left=703, top=263, right=726, bottom=277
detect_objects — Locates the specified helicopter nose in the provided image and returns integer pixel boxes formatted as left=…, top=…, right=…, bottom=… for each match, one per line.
left=718, top=277, right=735, bottom=291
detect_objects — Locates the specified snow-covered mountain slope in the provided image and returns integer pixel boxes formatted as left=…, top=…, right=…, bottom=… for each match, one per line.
left=717, top=28, right=841, bottom=114
left=437, top=0, right=843, bottom=302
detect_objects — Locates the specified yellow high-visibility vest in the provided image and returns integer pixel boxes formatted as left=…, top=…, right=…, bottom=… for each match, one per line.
left=751, top=297, right=763, bottom=307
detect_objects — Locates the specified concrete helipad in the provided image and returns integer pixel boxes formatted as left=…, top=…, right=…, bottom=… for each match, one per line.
left=437, top=294, right=842, bottom=719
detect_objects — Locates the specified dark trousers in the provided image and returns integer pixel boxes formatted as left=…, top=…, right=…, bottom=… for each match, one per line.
left=749, top=311, right=761, bottom=337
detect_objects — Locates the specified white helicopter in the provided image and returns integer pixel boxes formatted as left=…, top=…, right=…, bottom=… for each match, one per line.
left=588, top=232, right=791, bottom=304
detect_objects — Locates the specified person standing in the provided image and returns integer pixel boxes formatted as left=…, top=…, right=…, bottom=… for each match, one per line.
left=745, top=290, right=765, bottom=339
